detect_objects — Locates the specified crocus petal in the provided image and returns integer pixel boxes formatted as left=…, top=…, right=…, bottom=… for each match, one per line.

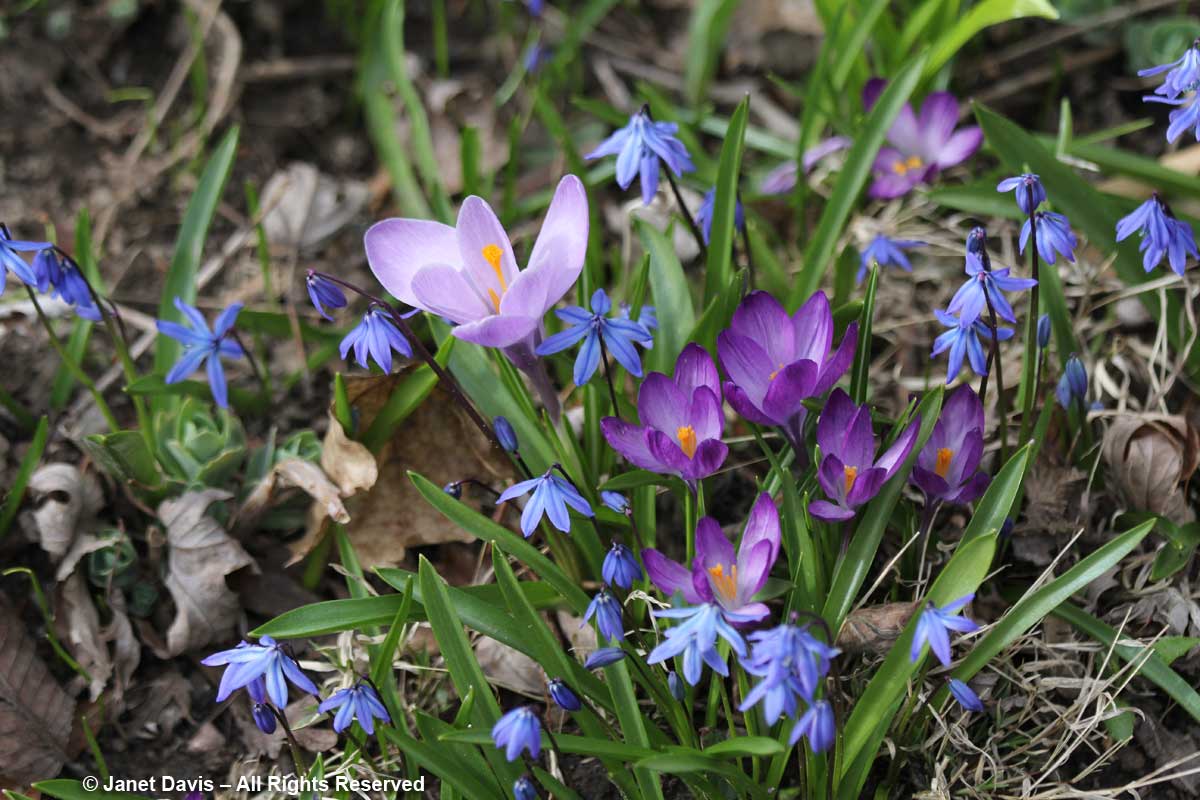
left=740, top=493, right=781, bottom=567
left=761, top=360, right=818, bottom=425
left=642, top=548, right=703, bottom=603
left=811, top=322, right=857, bottom=396
left=523, top=175, right=589, bottom=307
left=673, top=343, right=721, bottom=398
left=452, top=314, right=540, bottom=348
left=410, top=263, right=492, bottom=324
left=684, top=438, right=728, bottom=481
left=694, top=517, right=735, bottom=572
left=735, top=538, right=775, bottom=602
left=456, top=195, right=520, bottom=302
left=934, top=127, right=983, bottom=169
left=687, top=385, right=725, bottom=443
left=365, top=218, right=460, bottom=309
left=917, top=92, right=959, bottom=150
left=600, top=418, right=660, bottom=471
left=731, top=291, right=795, bottom=366
left=638, top=373, right=688, bottom=434
left=875, top=417, right=920, bottom=478
left=790, top=291, right=833, bottom=365
left=809, top=499, right=855, bottom=522
left=717, top=330, right=774, bottom=407
left=816, top=388, right=858, bottom=459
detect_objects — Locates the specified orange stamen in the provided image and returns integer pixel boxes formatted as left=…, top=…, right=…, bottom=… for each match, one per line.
left=482, top=244, right=507, bottom=312
left=769, top=362, right=785, bottom=381
left=935, top=447, right=954, bottom=478
left=677, top=425, right=698, bottom=459
left=843, top=465, right=858, bottom=495
left=708, top=563, right=738, bottom=601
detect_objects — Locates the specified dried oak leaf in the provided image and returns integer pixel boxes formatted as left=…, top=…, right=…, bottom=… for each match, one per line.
left=0, top=606, right=76, bottom=785
left=21, top=464, right=103, bottom=560
left=158, top=490, right=256, bottom=656
left=1102, top=414, right=1199, bottom=524
left=836, top=602, right=918, bottom=656
left=237, top=457, right=351, bottom=531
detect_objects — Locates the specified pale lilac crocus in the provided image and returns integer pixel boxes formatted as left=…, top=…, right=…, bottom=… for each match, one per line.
left=642, top=493, right=780, bottom=624
left=910, top=385, right=990, bottom=507
left=364, top=175, right=588, bottom=420
left=718, top=291, right=856, bottom=448
left=863, top=79, right=982, bottom=199
left=600, top=344, right=727, bottom=484
left=810, top=389, right=920, bottom=522
left=759, top=136, right=852, bottom=195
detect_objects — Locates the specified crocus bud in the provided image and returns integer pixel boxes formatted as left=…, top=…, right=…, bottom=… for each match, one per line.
left=546, top=678, right=582, bottom=711
left=443, top=481, right=463, bottom=499
left=1037, top=314, right=1051, bottom=349
left=668, top=671, right=684, bottom=701
left=495, top=416, right=519, bottom=453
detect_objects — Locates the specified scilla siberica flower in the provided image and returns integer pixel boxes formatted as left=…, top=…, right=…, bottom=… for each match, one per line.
left=535, top=288, right=653, bottom=385
left=0, top=224, right=48, bottom=292
left=365, top=176, right=588, bottom=421
left=1056, top=355, right=1087, bottom=410
left=911, top=594, right=979, bottom=666
left=862, top=79, right=982, bottom=199
left=306, top=271, right=347, bottom=320
left=247, top=676, right=276, bottom=734
left=491, top=707, right=542, bottom=762
left=1021, top=211, right=1077, bottom=265
left=600, top=490, right=629, bottom=514
left=602, top=542, right=642, bottom=589
left=497, top=467, right=594, bottom=538
left=1147, top=93, right=1200, bottom=144
left=791, top=700, right=835, bottom=752
left=647, top=603, right=748, bottom=686
left=600, top=344, right=727, bottom=483
left=948, top=678, right=984, bottom=712
left=718, top=291, right=856, bottom=448
left=809, top=390, right=920, bottom=523
left=932, top=309, right=1014, bottom=384
left=583, top=586, right=624, bottom=641
left=996, top=173, right=1046, bottom=215
left=495, top=415, right=520, bottom=453
left=694, top=188, right=745, bottom=246
left=513, top=776, right=539, bottom=800
left=910, top=385, right=990, bottom=507
left=1116, top=194, right=1198, bottom=275
left=620, top=302, right=657, bottom=332
left=947, top=251, right=1037, bottom=326
left=546, top=678, right=581, bottom=712
left=40, top=250, right=102, bottom=321
left=319, top=681, right=391, bottom=734
left=1038, top=314, right=1051, bottom=348
left=1140, top=40, right=1200, bottom=100
left=201, top=635, right=319, bottom=707
left=643, top=493, right=781, bottom=624
left=857, top=235, right=926, bottom=283
left=583, top=647, right=625, bottom=669
left=339, top=307, right=413, bottom=373
left=157, top=297, right=245, bottom=409
left=586, top=107, right=695, bottom=205
left=739, top=622, right=840, bottom=725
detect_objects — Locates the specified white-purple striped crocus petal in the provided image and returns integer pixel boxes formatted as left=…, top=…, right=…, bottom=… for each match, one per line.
left=364, top=175, right=588, bottom=420
left=718, top=290, right=857, bottom=448
left=600, top=344, right=727, bottom=482
left=809, top=389, right=920, bottom=523
left=862, top=78, right=982, bottom=199
left=910, top=385, right=990, bottom=507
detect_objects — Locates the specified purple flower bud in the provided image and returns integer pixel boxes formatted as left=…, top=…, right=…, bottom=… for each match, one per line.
left=306, top=271, right=348, bottom=321
left=583, top=587, right=624, bottom=642
left=513, top=776, right=539, bottom=800
left=583, top=647, right=625, bottom=669
left=601, top=542, right=642, bottom=589
left=1037, top=314, right=1051, bottom=349
left=546, top=678, right=581, bottom=712
left=996, top=173, right=1046, bottom=215
left=668, top=670, right=684, bottom=701
left=252, top=703, right=277, bottom=734
left=1056, top=355, right=1087, bottom=409
left=443, top=481, right=463, bottom=499
left=492, top=707, right=542, bottom=762
left=948, top=678, right=985, bottom=712
left=600, top=490, right=629, bottom=514
left=789, top=700, right=835, bottom=753
left=495, top=416, right=519, bottom=453
left=965, top=226, right=987, bottom=255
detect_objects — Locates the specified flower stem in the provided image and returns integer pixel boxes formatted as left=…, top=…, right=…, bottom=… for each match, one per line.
left=982, top=297, right=1009, bottom=463
left=229, top=327, right=269, bottom=395
left=598, top=335, right=621, bottom=417
left=661, top=165, right=708, bottom=260
left=268, top=704, right=309, bottom=776
left=1020, top=186, right=1041, bottom=444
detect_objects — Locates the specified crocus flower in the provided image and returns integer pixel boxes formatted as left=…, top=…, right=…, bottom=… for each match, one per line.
left=718, top=291, right=856, bottom=448
left=247, top=677, right=277, bottom=734
left=910, top=594, right=979, bottom=666
left=497, top=468, right=594, bottom=538
left=790, top=700, right=835, bottom=752
left=365, top=175, right=588, bottom=420
left=910, top=385, right=990, bottom=507
left=863, top=79, right=982, bottom=199
left=858, top=235, right=925, bottom=283
left=306, top=272, right=347, bottom=320
left=546, top=678, right=581, bottom=712
left=1037, top=314, right=1051, bottom=348
left=758, top=136, right=852, bottom=195
left=947, top=252, right=1037, bottom=327
left=809, top=389, right=920, bottom=523
left=1115, top=194, right=1199, bottom=275
left=996, top=173, right=1046, bottom=215
left=583, top=647, right=625, bottom=669
left=600, top=490, right=629, bottom=514
left=47, top=253, right=102, bottom=321
left=495, top=416, right=519, bottom=453
left=740, top=622, right=840, bottom=724
left=535, top=288, right=653, bottom=385
left=513, top=776, right=539, bottom=800
left=1020, top=211, right=1077, bottom=265
left=948, top=678, right=984, bottom=712
left=1056, top=355, right=1087, bottom=409
left=339, top=308, right=413, bottom=373
left=586, top=108, right=694, bottom=205
left=1140, top=41, right=1200, bottom=100
left=600, top=344, right=727, bottom=483
left=0, top=225, right=48, bottom=291
left=602, top=542, right=642, bottom=589
left=201, top=635, right=319, bottom=707
left=694, top=188, right=745, bottom=245
left=492, top=707, right=542, bottom=762
left=583, top=587, right=624, bottom=642
left=643, top=493, right=781, bottom=623
left=647, top=603, right=747, bottom=686
left=319, top=682, right=391, bottom=734
left=931, top=309, right=1014, bottom=384
left=157, top=297, right=245, bottom=408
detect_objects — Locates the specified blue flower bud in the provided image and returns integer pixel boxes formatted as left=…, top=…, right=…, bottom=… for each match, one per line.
left=583, top=647, right=625, bottom=669
left=495, top=416, right=519, bottom=453
left=443, top=481, right=463, bottom=499
left=600, top=490, right=629, bottom=514
left=513, top=776, right=539, bottom=800
left=306, top=271, right=348, bottom=321
left=948, top=678, right=984, bottom=712
left=1037, top=314, right=1051, bottom=349
left=546, top=678, right=582, bottom=712
left=601, top=542, right=642, bottom=589
left=252, top=703, right=277, bottom=734
left=965, top=226, right=987, bottom=255
left=1056, top=355, right=1088, bottom=409
left=668, top=671, right=684, bottom=701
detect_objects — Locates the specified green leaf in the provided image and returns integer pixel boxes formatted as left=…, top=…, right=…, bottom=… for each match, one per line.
left=601, top=469, right=679, bottom=492
left=440, top=729, right=657, bottom=762
left=380, top=727, right=503, bottom=800
left=703, top=96, right=749, bottom=303
left=703, top=736, right=785, bottom=758
left=0, top=415, right=47, bottom=540
left=684, top=0, right=738, bottom=105
left=925, top=0, right=1058, bottom=77
left=637, top=218, right=696, bottom=374
left=959, top=442, right=1032, bottom=547
left=81, top=430, right=164, bottom=490
left=849, top=265, right=878, bottom=404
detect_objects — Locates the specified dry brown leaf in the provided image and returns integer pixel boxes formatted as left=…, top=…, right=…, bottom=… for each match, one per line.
left=837, top=602, right=918, bottom=656
left=0, top=606, right=76, bottom=785
left=238, top=457, right=351, bottom=530
left=158, top=490, right=257, bottom=656
left=236, top=697, right=335, bottom=759
left=1019, top=463, right=1087, bottom=536
left=320, top=413, right=378, bottom=496
left=1102, top=413, right=1200, bottom=524
left=21, top=464, right=103, bottom=560
left=476, top=636, right=542, bottom=696
left=58, top=573, right=112, bottom=702
left=260, top=162, right=368, bottom=251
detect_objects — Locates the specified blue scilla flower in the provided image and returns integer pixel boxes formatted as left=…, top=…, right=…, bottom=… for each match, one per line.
left=583, top=586, right=624, bottom=642
left=246, top=677, right=277, bottom=734
left=536, top=288, right=653, bottom=385
left=996, top=173, right=1046, bottom=215
left=1140, top=41, right=1200, bottom=100
left=513, top=776, right=539, bottom=800
left=1146, top=94, right=1200, bottom=143
left=857, top=234, right=926, bottom=283
left=1021, top=211, right=1077, bottom=265
left=739, top=624, right=841, bottom=721
left=546, top=678, right=581, bottom=712
left=1037, top=314, right=1051, bottom=349
left=694, top=187, right=746, bottom=246
left=621, top=302, right=657, bottom=331
left=50, top=255, right=103, bottom=321
left=492, top=707, right=542, bottom=762
left=319, top=681, right=391, bottom=734
left=0, top=225, right=49, bottom=292
left=583, top=647, right=625, bottom=669
left=586, top=108, right=695, bottom=205
left=1056, top=355, right=1088, bottom=410
left=790, top=700, right=835, bottom=753
left=602, top=542, right=642, bottom=589
left=947, top=252, right=1037, bottom=326
left=340, top=307, right=413, bottom=373
left=157, top=297, right=246, bottom=408
left=1116, top=194, right=1199, bottom=275
left=966, top=226, right=988, bottom=255
left=910, top=594, right=979, bottom=667
left=201, top=635, right=319, bottom=707
left=948, top=678, right=984, bottom=712
left=668, top=670, right=684, bottom=701
left=600, top=490, right=629, bottom=514
left=647, top=603, right=748, bottom=686
left=495, top=415, right=519, bottom=453
left=306, top=271, right=347, bottom=321
left=30, top=249, right=61, bottom=293
left=498, top=468, right=594, bottom=538
left=931, top=310, right=1014, bottom=384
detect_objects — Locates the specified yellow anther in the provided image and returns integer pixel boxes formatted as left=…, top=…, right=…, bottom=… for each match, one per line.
left=677, top=425, right=698, bottom=459
left=843, top=465, right=858, bottom=495
left=708, top=563, right=738, bottom=601
left=935, top=447, right=954, bottom=478
left=769, top=362, right=785, bottom=381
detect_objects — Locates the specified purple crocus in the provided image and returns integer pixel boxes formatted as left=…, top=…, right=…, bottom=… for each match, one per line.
left=1116, top=194, right=1199, bottom=275
left=364, top=175, right=588, bottom=420
left=910, top=385, right=990, bottom=507
left=1020, top=211, right=1077, bottom=265
left=319, top=682, right=391, bottom=734
left=718, top=291, right=857, bottom=448
left=600, top=344, right=727, bottom=483
left=586, top=108, right=695, bottom=205
left=911, top=594, right=979, bottom=666
left=931, top=309, right=1014, bottom=384
left=947, top=252, right=1037, bottom=326
left=491, top=706, right=542, bottom=762
left=156, top=297, right=245, bottom=409
left=642, top=492, right=781, bottom=624
left=858, top=235, right=926, bottom=283
left=809, top=389, right=920, bottom=523
left=758, top=136, right=852, bottom=195
left=863, top=79, right=982, bottom=199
